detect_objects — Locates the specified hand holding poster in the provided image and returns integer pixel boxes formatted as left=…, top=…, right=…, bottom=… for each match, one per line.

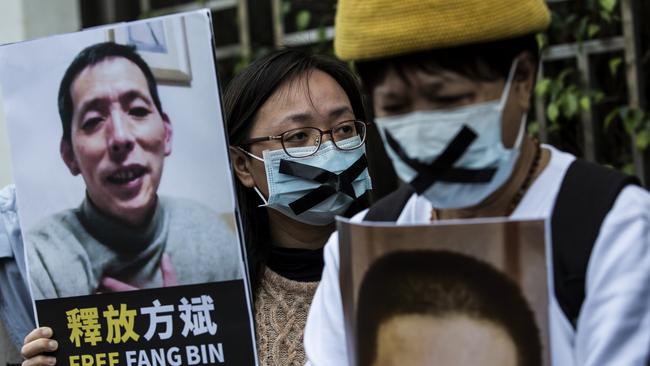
left=0, top=10, right=256, bottom=365
left=338, top=218, right=549, bottom=366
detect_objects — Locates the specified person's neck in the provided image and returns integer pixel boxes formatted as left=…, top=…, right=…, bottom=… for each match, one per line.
left=267, top=209, right=334, bottom=250
left=434, top=137, right=550, bottom=220
left=80, top=196, right=164, bottom=252
left=86, top=193, right=157, bottom=228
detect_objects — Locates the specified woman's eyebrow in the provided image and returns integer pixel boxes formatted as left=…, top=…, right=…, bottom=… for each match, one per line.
left=281, top=105, right=354, bottom=125
left=328, top=105, right=354, bottom=119
left=283, top=112, right=313, bottom=124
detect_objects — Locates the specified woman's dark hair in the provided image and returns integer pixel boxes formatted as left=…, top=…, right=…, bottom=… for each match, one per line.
left=356, top=34, right=540, bottom=93
left=356, top=250, right=542, bottom=366
left=223, top=48, right=368, bottom=288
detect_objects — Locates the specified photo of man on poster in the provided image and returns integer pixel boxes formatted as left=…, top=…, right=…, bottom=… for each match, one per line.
left=335, top=218, right=549, bottom=365
left=25, top=41, right=242, bottom=300
left=356, top=250, right=542, bottom=366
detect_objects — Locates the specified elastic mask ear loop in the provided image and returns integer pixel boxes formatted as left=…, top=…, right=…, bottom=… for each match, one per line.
left=236, top=147, right=268, bottom=206
left=500, top=58, right=527, bottom=150
left=237, top=146, right=264, bottom=163
left=512, top=113, right=527, bottom=150
left=253, top=186, right=269, bottom=207
left=511, top=59, right=544, bottom=149
left=498, top=58, right=520, bottom=110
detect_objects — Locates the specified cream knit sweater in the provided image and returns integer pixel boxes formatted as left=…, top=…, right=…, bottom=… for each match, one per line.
left=254, top=267, right=319, bottom=366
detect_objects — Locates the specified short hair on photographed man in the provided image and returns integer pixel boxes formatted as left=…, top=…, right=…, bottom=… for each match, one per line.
left=58, top=42, right=164, bottom=142
left=356, top=250, right=542, bottom=366
left=24, top=41, right=242, bottom=300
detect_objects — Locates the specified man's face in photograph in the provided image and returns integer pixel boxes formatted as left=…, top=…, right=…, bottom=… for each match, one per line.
left=356, top=250, right=542, bottom=366
left=372, top=314, right=517, bottom=366
left=61, top=56, right=172, bottom=225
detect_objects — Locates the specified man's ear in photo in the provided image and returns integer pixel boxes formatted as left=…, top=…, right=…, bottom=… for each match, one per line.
left=162, top=112, right=173, bottom=156
left=60, top=139, right=80, bottom=175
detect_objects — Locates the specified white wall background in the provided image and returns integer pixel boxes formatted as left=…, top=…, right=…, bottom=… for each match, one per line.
left=0, top=11, right=237, bottom=230
left=0, top=0, right=81, bottom=189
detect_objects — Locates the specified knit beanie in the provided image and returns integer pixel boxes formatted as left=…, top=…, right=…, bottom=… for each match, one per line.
left=335, top=0, right=551, bottom=61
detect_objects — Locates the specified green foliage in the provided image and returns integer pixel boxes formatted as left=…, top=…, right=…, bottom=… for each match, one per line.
left=539, top=0, right=649, bottom=178
left=295, top=10, right=311, bottom=31
left=535, top=69, right=604, bottom=125
left=527, top=120, right=540, bottom=139
left=536, top=78, right=551, bottom=96
left=637, top=129, right=650, bottom=150
left=536, top=33, right=549, bottom=51
left=622, top=162, right=636, bottom=175
left=316, top=26, right=327, bottom=43
left=282, top=0, right=291, bottom=19
left=605, top=107, right=650, bottom=150
left=587, top=23, right=601, bottom=38
left=609, top=57, right=623, bottom=76
left=580, top=95, right=591, bottom=111
left=234, top=54, right=251, bottom=75
left=598, top=0, right=617, bottom=14
left=547, top=0, right=619, bottom=45
left=289, top=7, right=333, bottom=54
left=547, top=103, right=560, bottom=122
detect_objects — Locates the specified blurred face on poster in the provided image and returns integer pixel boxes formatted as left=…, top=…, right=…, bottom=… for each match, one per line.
left=61, top=57, right=172, bottom=226
left=356, top=250, right=542, bottom=366
left=372, top=314, right=517, bottom=366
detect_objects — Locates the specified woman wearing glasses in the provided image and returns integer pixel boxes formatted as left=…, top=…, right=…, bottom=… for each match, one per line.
left=21, top=49, right=373, bottom=366
left=225, top=49, right=372, bottom=365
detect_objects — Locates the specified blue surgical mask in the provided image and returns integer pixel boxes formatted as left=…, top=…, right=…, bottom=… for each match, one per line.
left=375, top=60, right=525, bottom=209
left=244, top=136, right=372, bottom=225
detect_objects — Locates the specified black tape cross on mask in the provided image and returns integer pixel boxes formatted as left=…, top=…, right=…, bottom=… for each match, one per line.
left=385, top=126, right=496, bottom=194
left=278, top=155, right=368, bottom=215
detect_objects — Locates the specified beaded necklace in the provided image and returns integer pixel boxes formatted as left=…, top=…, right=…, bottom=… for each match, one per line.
left=506, top=140, right=542, bottom=215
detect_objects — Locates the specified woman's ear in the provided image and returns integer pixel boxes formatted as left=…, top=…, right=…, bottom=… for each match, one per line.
left=513, top=52, right=537, bottom=113
left=229, top=146, right=257, bottom=188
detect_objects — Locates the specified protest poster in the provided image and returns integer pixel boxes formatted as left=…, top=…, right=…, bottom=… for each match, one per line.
left=0, top=10, right=256, bottom=365
left=338, top=218, right=549, bottom=366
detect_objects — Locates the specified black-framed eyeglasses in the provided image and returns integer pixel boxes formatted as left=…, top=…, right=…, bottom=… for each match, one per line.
left=240, top=120, right=367, bottom=158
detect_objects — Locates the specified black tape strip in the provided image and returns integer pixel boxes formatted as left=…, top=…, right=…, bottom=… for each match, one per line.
left=385, top=126, right=497, bottom=194
left=336, top=154, right=368, bottom=197
left=280, top=155, right=368, bottom=215
left=385, top=131, right=431, bottom=173
left=289, top=185, right=337, bottom=215
left=279, top=160, right=334, bottom=184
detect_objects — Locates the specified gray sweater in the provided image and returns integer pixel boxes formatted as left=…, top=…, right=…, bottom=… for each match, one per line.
left=26, top=196, right=242, bottom=300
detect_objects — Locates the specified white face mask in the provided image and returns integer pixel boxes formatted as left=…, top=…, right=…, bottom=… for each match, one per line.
left=243, top=137, right=372, bottom=225
left=375, top=60, right=525, bottom=209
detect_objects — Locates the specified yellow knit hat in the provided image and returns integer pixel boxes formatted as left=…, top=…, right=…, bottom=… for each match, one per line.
left=335, top=0, right=551, bottom=61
